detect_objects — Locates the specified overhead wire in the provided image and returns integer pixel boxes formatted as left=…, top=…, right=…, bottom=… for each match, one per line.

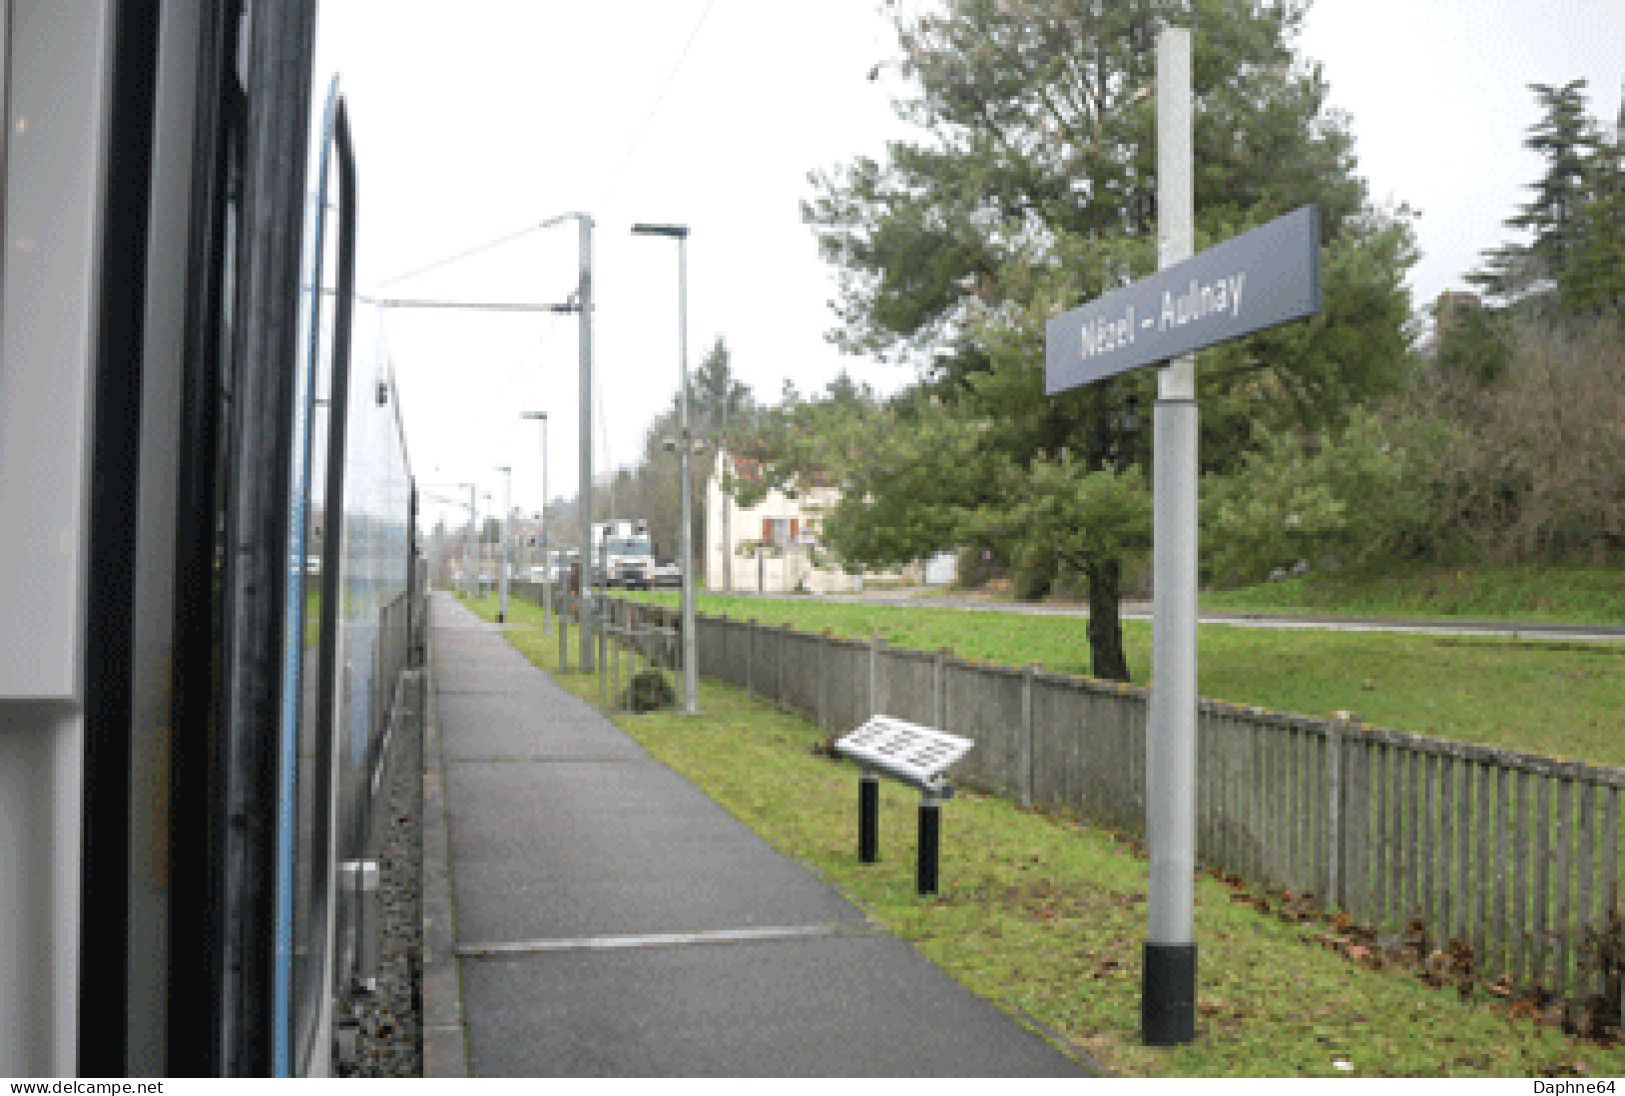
left=590, top=0, right=720, bottom=521
left=374, top=0, right=721, bottom=290
left=368, top=0, right=724, bottom=530
left=596, top=0, right=719, bottom=206
left=375, top=220, right=557, bottom=290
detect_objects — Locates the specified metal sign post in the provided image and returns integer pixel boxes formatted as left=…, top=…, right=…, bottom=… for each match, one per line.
left=1143, top=25, right=1199, bottom=1049
left=1042, top=28, right=1320, bottom=1047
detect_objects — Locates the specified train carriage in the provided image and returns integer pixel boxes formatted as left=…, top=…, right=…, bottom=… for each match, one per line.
left=0, top=1, right=421, bottom=1076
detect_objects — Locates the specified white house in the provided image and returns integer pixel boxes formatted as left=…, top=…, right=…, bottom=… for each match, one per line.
left=705, top=450, right=936, bottom=594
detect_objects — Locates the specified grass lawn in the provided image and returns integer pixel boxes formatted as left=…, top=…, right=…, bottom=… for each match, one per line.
left=1200, top=563, right=1625, bottom=624
left=624, top=590, right=1625, bottom=770
left=457, top=591, right=1623, bottom=1078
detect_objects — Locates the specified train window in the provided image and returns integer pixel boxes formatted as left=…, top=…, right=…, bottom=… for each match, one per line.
left=278, top=77, right=352, bottom=1076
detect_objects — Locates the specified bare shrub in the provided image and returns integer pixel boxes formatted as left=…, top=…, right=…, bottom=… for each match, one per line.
left=1419, top=313, right=1625, bottom=563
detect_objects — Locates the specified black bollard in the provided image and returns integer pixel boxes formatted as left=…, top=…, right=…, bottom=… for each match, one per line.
left=917, top=791, right=941, bottom=895
left=1141, top=942, right=1198, bottom=1045
left=859, top=771, right=879, bottom=863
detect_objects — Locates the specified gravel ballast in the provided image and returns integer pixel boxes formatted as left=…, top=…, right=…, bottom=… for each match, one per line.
left=334, top=674, right=426, bottom=1077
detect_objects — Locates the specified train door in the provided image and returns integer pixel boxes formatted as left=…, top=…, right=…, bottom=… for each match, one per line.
left=0, top=0, right=162, bottom=1076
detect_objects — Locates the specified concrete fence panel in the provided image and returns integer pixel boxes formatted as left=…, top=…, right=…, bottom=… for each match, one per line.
left=779, top=629, right=822, bottom=721
left=822, top=637, right=872, bottom=738
left=943, top=660, right=1024, bottom=798
left=878, top=648, right=936, bottom=728
left=600, top=601, right=1624, bottom=1010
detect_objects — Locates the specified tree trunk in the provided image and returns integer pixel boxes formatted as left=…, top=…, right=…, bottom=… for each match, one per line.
left=1085, top=556, right=1130, bottom=682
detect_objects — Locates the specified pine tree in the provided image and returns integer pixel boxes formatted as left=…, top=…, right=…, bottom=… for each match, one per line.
left=1468, top=80, right=1602, bottom=308
left=802, top=0, right=1415, bottom=680
left=1561, top=87, right=1625, bottom=315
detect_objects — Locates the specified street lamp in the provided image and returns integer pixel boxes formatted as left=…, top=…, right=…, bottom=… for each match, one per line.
left=462, top=483, right=476, bottom=599
left=480, top=491, right=493, bottom=598
left=495, top=465, right=512, bottom=622
left=630, top=221, right=698, bottom=715
left=522, top=411, right=550, bottom=635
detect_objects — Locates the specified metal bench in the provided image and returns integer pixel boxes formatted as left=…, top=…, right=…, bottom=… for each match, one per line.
left=834, top=715, right=974, bottom=894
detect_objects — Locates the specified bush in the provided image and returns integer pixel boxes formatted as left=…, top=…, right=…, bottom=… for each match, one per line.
left=954, top=545, right=1001, bottom=590
left=1011, top=545, right=1056, bottom=601
left=1203, top=409, right=1448, bottom=586
left=1203, top=311, right=1625, bottom=583
left=624, top=670, right=676, bottom=713
left=1423, top=312, right=1625, bottom=563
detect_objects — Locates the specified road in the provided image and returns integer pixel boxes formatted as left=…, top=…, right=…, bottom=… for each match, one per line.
left=720, top=588, right=1625, bottom=645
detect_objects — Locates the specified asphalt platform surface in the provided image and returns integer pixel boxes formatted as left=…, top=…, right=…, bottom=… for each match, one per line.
left=424, top=592, right=1093, bottom=1077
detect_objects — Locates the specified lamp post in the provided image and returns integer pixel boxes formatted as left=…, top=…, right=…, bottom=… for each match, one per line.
left=495, top=465, right=512, bottom=622
left=479, top=491, right=492, bottom=597
left=631, top=222, right=698, bottom=715
left=463, top=483, right=476, bottom=599
left=522, top=411, right=550, bottom=634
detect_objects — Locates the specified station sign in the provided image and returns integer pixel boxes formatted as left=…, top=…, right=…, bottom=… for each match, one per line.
left=1045, top=204, right=1321, bottom=394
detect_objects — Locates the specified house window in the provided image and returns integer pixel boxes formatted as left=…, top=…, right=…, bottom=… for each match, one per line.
left=762, top=517, right=797, bottom=547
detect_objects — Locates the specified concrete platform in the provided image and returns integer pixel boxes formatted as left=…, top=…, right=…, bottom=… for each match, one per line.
left=423, top=592, right=1094, bottom=1077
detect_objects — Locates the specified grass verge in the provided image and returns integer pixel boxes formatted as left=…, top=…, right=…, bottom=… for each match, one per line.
left=458, top=592, right=1623, bottom=1078
left=622, top=590, right=1625, bottom=769
left=1199, top=563, right=1625, bottom=624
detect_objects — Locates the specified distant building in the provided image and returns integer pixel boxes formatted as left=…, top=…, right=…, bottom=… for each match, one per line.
left=704, top=449, right=930, bottom=594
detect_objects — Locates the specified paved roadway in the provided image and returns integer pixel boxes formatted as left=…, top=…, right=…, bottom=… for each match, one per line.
left=422, top=592, right=1096, bottom=1078
left=727, top=589, right=1625, bottom=644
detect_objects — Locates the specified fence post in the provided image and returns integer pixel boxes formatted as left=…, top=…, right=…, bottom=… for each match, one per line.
left=716, top=614, right=729, bottom=692
left=818, top=628, right=832, bottom=732
left=746, top=619, right=755, bottom=699
left=1326, top=717, right=1344, bottom=912
left=1021, top=663, right=1036, bottom=810
left=869, top=633, right=879, bottom=718
left=598, top=606, right=608, bottom=710
left=777, top=624, right=790, bottom=712
left=934, top=648, right=949, bottom=729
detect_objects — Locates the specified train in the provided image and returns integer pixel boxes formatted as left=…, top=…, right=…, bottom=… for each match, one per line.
left=0, top=2, right=423, bottom=1077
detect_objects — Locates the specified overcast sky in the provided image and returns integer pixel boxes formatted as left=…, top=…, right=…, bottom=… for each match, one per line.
left=312, top=0, right=1625, bottom=530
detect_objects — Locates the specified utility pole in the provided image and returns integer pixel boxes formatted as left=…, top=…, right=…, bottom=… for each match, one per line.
left=576, top=215, right=595, bottom=671
left=676, top=234, right=697, bottom=714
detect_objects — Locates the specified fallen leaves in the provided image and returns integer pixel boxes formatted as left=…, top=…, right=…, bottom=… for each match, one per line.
left=1213, top=866, right=1625, bottom=1049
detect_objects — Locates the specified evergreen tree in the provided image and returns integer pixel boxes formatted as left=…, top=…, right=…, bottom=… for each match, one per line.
left=1562, top=115, right=1625, bottom=315
left=633, top=337, right=759, bottom=562
left=803, top=0, right=1415, bottom=680
left=689, top=336, right=757, bottom=437
left=1468, top=80, right=1603, bottom=308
